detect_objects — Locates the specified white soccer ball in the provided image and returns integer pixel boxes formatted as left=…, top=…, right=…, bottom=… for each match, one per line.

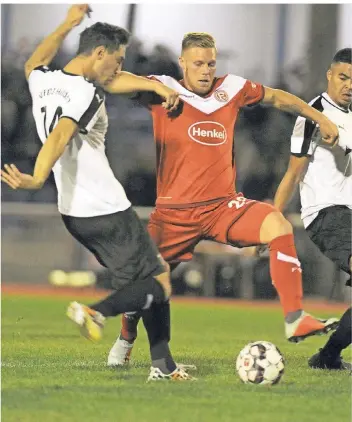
left=236, top=341, right=285, bottom=385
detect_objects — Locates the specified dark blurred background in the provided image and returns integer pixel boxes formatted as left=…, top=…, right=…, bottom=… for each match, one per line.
left=1, top=4, right=350, bottom=301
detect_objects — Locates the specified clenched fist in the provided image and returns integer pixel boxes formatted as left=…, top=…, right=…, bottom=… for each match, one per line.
left=65, top=4, right=92, bottom=28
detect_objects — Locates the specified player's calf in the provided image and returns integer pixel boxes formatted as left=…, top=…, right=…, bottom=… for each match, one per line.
left=259, top=212, right=304, bottom=319
left=109, top=270, right=171, bottom=367
left=89, top=275, right=167, bottom=317
left=68, top=274, right=168, bottom=345
left=262, top=213, right=340, bottom=338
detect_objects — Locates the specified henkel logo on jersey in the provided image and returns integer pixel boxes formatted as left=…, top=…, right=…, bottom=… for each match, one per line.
left=188, top=121, right=227, bottom=146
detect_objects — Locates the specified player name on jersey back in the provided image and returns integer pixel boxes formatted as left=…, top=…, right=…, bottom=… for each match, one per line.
left=28, top=66, right=130, bottom=217
left=147, top=74, right=264, bottom=208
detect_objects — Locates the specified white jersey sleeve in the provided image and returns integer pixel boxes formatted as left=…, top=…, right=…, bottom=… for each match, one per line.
left=62, top=84, right=105, bottom=133
left=290, top=95, right=323, bottom=156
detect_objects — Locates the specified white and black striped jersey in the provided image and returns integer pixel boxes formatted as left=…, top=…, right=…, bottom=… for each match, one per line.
left=290, top=92, right=352, bottom=228
left=28, top=66, right=130, bottom=217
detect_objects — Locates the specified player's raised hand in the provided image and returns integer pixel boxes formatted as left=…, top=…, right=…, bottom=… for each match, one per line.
left=154, top=83, right=180, bottom=112
left=318, top=116, right=339, bottom=147
left=1, top=164, right=41, bottom=190
left=65, top=4, right=92, bottom=28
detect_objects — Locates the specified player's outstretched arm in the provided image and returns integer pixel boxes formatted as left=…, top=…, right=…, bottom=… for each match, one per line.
left=273, top=155, right=309, bottom=213
left=261, top=87, right=339, bottom=147
left=104, top=72, right=180, bottom=111
left=24, top=4, right=91, bottom=80
left=1, top=118, right=78, bottom=190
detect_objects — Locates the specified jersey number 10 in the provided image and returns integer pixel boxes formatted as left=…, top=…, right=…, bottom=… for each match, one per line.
left=41, top=106, right=63, bottom=138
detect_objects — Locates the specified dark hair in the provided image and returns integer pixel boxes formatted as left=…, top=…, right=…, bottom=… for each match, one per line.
left=332, top=48, right=352, bottom=65
left=181, top=32, right=216, bottom=52
left=77, top=22, right=130, bottom=55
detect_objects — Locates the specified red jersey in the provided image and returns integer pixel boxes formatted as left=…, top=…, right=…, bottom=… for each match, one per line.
left=148, top=74, right=264, bottom=208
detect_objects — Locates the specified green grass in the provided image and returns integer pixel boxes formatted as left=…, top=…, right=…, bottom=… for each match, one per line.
left=2, top=295, right=351, bottom=422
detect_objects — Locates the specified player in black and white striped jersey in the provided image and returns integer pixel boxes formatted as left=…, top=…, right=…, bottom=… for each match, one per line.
left=274, top=48, right=351, bottom=370
left=1, top=4, right=195, bottom=381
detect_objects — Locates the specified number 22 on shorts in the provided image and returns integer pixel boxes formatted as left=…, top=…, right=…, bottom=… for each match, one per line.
left=228, top=196, right=248, bottom=210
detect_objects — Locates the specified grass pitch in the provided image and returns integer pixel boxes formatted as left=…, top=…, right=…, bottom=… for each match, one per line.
left=2, top=294, right=351, bottom=422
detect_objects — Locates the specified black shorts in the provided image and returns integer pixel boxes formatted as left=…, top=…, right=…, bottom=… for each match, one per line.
left=61, top=207, right=165, bottom=290
left=306, top=205, right=351, bottom=280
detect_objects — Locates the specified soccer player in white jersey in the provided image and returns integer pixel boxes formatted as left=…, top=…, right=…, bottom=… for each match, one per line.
left=1, top=4, right=195, bottom=381
left=274, top=48, right=352, bottom=370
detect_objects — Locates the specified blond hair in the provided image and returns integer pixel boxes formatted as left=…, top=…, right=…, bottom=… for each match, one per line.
left=181, top=32, right=216, bottom=52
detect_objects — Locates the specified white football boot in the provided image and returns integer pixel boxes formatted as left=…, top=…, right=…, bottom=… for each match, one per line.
left=147, top=366, right=197, bottom=382
left=107, top=335, right=134, bottom=367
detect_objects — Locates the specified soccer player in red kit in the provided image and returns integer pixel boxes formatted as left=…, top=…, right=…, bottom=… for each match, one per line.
left=108, top=33, right=339, bottom=367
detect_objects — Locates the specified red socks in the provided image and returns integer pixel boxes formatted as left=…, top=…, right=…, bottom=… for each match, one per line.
left=269, top=234, right=303, bottom=316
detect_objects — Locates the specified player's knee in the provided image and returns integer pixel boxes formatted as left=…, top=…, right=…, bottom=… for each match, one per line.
left=260, top=212, right=293, bottom=244
left=272, top=215, right=293, bottom=239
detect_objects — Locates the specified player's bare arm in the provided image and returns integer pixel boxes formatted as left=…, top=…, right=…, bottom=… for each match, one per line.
left=104, top=72, right=180, bottom=111
left=274, top=155, right=310, bottom=213
left=1, top=118, right=78, bottom=190
left=262, top=87, right=339, bottom=146
left=24, top=4, right=91, bottom=80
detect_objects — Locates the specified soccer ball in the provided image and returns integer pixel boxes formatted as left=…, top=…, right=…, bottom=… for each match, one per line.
left=236, top=341, right=285, bottom=385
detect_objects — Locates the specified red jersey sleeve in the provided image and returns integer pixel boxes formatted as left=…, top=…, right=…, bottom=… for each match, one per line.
left=241, top=80, right=265, bottom=106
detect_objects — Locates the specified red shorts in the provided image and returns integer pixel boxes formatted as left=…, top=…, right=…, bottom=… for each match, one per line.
left=147, top=193, right=277, bottom=263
